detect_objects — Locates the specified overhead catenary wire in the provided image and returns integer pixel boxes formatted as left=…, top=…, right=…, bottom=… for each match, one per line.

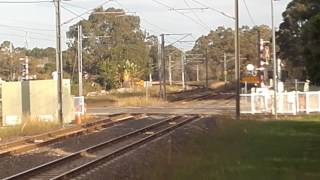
left=150, top=0, right=211, bottom=31
left=0, top=32, right=55, bottom=42
left=0, top=0, right=52, bottom=4
left=190, top=0, right=235, bottom=20
left=61, top=5, right=86, bottom=21
left=61, top=0, right=114, bottom=26
left=183, top=0, right=211, bottom=30
left=167, top=34, right=193, bottom=46
left=112, top=0, right=170, bottom=34
left=109, top=0, right=194, bottom=51
left=60, top=1, right=87, bottom=10
left=112, top=0, right=189, bottom=46
left=241, top=0, right=256, bottom=26
left=61, top=1, right=160, bottom=40
left=0, top=23, right=55, bottom=32
left=0, top=26, right=55, bottom=38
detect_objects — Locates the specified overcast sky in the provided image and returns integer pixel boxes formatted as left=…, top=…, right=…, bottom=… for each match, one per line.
left=0, top=0, right=291, bottom=49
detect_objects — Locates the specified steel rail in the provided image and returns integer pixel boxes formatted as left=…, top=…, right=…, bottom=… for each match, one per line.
left=0, top=114, right=139, bottom=157
left=53, top=115, right=199, bottom=180
left=3, top=115, right=186, bottom=180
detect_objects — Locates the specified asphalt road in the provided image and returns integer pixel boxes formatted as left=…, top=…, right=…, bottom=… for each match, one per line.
left=87, top=95, right=235, bottom=116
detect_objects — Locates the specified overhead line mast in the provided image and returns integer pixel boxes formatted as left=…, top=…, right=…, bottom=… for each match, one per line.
left=54, top=0, right=64, bottom=125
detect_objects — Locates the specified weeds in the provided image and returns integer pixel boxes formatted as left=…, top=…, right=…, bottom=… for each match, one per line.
left=0, top=119, right=60, bottom=141
left=86, top=86, right=182, bottom=107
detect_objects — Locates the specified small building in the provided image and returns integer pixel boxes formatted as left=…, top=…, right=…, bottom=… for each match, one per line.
left=0, top=79, right=74, bottom=126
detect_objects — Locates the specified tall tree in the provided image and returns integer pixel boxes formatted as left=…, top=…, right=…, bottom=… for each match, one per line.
left=277, top=0, right=320, bottom=80
left=302, top=13, right=320, bottom=83
left=191, top=26, right=271, bottom=81
left=66, top=7, right=149, bottom=89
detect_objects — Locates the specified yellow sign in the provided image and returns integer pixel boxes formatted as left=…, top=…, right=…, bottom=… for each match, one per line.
left=241, top=76, right=259, bottom=84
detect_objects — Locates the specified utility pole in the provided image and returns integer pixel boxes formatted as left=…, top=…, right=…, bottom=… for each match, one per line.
left=169, top=55, right=172, bottom=85
left=235, top=0, right=241, bottom=120
left=181, top=51, right=186, bottom=90
left=160, top=34, right=166, bottom=100
left=9, top=42, right=13, bottom=81
left=24, top=32, right=29, bottom=81
left=257, top=30, right=261, bottom=67
left=205, top=48, right=208, bottom=88
left=257, top=30, right=262, bottom=86
left=271, top=0, right=278, bottom=119
left=77, top=24, right=83, bottom=97
left=157, top=40, right=163, bottom=99
left=149, top=58, right=153, bottom=83
left=196, top=64, right=200, bottom=82
left=55, top=0, right=64, bottom=125
left=224, top=53, right=227, bottom=84
left=25, top=57, right=29, bottom=80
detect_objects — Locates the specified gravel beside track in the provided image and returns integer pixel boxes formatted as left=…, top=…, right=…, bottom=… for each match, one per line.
left=0, top=115, right=166, bottom=179
left=71, top=116, right=216, bottom=180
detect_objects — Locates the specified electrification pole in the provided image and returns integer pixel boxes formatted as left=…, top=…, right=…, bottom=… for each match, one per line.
left=169, top=55, right=172, bottom=85
left=205, top=48, right=209, bottom=88
left=257, top=30, right=261, bottom=67
left=78, top=24, right=83, bottom=97
left=257, top=30, right=262, bottom=85
left=9, top=42, right=14, bottom=81
left=158, top=42, right=163, bottom=98
left=55, top=0, right=64, bottom=124
left=235, top=0, right=241, bottom=120
left=196, top=64, right=200, bottom=82
left=161, top=34, right=166, bottom=100
left=181, top=51, right=186, bottom=90
left=271, top=0, right=278, bottom=119
left=224, top=53, right=227, bottom=84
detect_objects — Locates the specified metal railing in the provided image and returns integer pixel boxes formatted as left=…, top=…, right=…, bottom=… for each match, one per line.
left=241, top=91, right=320, bottom=115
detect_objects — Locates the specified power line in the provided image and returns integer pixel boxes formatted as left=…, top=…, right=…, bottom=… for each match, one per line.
left=0, top=32, right=55, bottom=42
left=241, top=0, right=256, bottom=26
left=167, top=34, right=192, bottom=46
left=150, top=0, right=210, bottom=31
left=0, top=27, right=54, bottom=38
left=169, top=7, right=209, bottom=11
left=112, top=0, right=189, bottom=46
left=61, top=0, right=113, bottom=26
left=190, top=0, right=235, bottom=20
left=0, top=1, right=52, bottom=3
left=183, top=0, right=211, bottom=30
left=112, top=0, right=199, bottom=51
left=61, top=5, right=86, bottom=21
left=112, top=0, right=169, bottom=34
left=60, top=1, right=87, bottom=10
left=0, top=23, right=55, bottom=32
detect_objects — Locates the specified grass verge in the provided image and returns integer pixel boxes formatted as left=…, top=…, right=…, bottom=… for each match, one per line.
left=0, top=120, right=60, bottom=141
left=86, top=86, right=182, bottom=107
left=146, top=119, right=320, bottom=180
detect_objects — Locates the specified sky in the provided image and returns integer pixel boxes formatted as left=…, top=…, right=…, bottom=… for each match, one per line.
left=0, top=0, right=291, bottom=50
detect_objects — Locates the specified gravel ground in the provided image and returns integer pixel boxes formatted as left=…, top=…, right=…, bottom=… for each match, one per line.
left=72, top=116, right=217, bottom=180
left=0, top=115, right=169, bottom=179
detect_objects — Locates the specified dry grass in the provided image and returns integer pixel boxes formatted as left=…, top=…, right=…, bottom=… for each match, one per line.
left=86, top=85, right=182, bottom=107
left=0, top=119, right=60, bottom=141
left=116, top=97, right=165, bottom=107
left=77, top=114, right=99, bottom=124
left=0, top=114, right=98, bottom=141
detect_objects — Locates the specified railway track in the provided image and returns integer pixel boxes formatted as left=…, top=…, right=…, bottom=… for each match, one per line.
left=172, top=91, right=235, bottom=102
left=0, top=113, right=141, bottom=157
left=4, top=115, right=199, bottom=180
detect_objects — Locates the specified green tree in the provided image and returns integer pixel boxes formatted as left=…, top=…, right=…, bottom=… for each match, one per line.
left=277, top=0, right=320, bottom=80
left=302, top=13, right=320, bottom=83
left=190, top=26, right=271, bottom=81
left=66, top=7, right=149, bottom=89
